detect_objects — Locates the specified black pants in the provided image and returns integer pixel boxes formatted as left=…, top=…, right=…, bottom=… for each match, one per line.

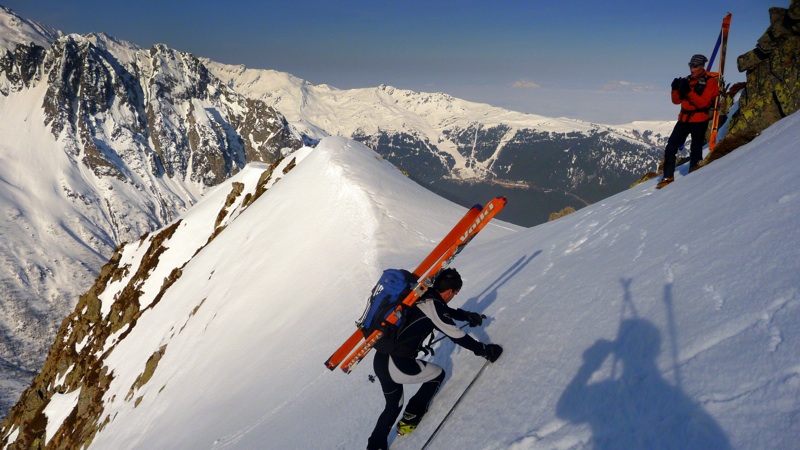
left=663, top=120, right=709, bottom=179
left=367, top=352, right=445, bottom=449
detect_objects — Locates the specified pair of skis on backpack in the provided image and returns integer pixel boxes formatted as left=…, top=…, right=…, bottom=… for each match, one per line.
left=658, top=12, right=733, bottom=192
left=324, top=197, right=507, bottom=374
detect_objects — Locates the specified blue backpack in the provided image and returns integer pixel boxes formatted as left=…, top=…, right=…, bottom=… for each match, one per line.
left=357, top=269, right=417, bottom=339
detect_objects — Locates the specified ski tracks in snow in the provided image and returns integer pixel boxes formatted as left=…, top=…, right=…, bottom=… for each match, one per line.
left=507, top=418, right=590, bottom=450
left=562, top=200, right=638, bottom=257
left=209, top=371, right=327, bottom=449
left=678, top=287, right=797, bottom=366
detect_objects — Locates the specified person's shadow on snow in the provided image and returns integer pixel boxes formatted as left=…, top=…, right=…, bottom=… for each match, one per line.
left=556, top=318, right=731, bottom=449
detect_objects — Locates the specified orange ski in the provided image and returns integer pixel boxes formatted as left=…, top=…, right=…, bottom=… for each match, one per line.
left=324, top=204, right=483, bottom=371
left=709, top=13, right=732, bottom=152
left=340, top=197, right=507, bottom=374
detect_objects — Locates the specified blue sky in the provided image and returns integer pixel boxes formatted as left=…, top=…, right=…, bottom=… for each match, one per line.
left=3, top=1, right=778, bottom=123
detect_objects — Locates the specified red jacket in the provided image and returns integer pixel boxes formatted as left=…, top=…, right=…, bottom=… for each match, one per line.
left=672, top=71, right=719, bottom=122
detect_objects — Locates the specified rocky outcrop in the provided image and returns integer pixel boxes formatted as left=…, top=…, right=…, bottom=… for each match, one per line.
left=0, top=222, right=181, bottom=449
left=0, top=159, right=294, bottom=449
left=704, top=0, right=800, bottom=161
left=635, top=1, right=800, bottom=183
left=0, top=42, right=46, bottom=94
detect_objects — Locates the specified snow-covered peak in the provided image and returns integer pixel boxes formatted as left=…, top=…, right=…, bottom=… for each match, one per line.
left=0, top=5, right=62, bottom=52
left=82, top=32, right=143, bottom=65
left=203, top=59, right=668, bottom=190
left=205, top=59, right=619, bottom=137
left=0, top=11, right=305, bottom=415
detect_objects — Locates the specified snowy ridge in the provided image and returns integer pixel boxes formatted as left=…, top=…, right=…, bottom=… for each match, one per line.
left=3, top=111, right=799, bottom=448
left=0, top=5, right=60, bottom=52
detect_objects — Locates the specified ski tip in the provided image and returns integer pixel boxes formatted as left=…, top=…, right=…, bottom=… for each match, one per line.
left=471, top=203, right=482, bottom=210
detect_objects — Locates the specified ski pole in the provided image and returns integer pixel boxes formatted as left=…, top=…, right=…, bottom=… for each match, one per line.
left=429, top=314, right=486, bottom=346
left=429, top=323, right=468, bottom=346
left=421, top=359, right=491, bottom=450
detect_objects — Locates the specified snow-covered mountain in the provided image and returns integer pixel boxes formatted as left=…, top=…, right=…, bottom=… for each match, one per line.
left=2, top=108, right=798, bottom=448
left=0, top=5, right=60, bottom=51
left=0, top=3, right=679, bottom=415
left=206, top=60, right=674, bottom=226
left=0, top=4, right=695, bottom=422
left=0, top=5, right=303, bottom=414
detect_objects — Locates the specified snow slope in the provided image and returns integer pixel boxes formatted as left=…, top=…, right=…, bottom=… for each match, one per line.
left=5, top=111, right=799, bottom=449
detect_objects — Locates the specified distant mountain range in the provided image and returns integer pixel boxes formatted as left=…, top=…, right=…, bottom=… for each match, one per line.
left=206, top=61, right=674, bottom=225
left=0, top=4, right=671, bottom=415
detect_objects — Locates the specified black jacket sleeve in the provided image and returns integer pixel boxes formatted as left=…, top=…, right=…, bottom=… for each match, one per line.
left=417, top=299, right=484, bottom=354
left=452, top=334, right=485, bottom=354
left=449, top=308, right=472, bottom=322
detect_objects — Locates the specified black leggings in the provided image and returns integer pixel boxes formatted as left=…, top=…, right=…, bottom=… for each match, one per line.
left=367, top=352, right=446, bottom=448
left=663, top=120, right=709, bottom=178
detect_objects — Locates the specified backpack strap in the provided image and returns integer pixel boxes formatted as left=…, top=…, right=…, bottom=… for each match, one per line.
left=418, top=331, right=436, bottom=357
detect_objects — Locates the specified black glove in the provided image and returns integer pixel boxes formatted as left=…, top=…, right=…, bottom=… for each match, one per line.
left=671, top=78, right=682, bottom=90
left=466, top=312, right=485, bottom=327
left=694, top=77, right=707, bottom=95
left=678, top=78, right=691, bottom=97
left=476, top=343, right=503, bottom=362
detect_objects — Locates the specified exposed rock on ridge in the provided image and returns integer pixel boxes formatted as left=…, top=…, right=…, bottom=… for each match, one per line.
left=705, top=0, right=800, bottom=161
left=0, top=157, right=296, bottom=449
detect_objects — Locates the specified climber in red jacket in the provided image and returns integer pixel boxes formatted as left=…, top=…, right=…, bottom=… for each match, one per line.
left=657, top=54, right=720, bottom=189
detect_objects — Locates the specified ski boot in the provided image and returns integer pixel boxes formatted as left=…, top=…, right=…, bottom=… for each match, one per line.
left=656, top=177, right=674, bottom=189
left=397, top=412, right=421, bottom=435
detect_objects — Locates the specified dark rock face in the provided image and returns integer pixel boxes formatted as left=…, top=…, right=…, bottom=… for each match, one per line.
left=0, top=43, right=46, bottom=93
left=17, top=37, right=303, bottom=185
left=709, top=0, right=800, bottom=159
